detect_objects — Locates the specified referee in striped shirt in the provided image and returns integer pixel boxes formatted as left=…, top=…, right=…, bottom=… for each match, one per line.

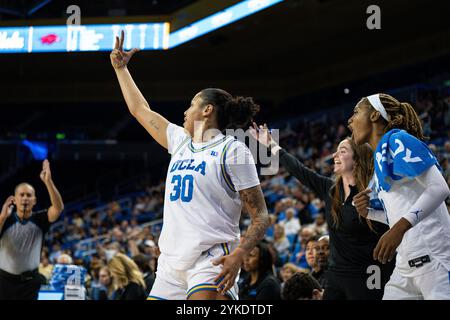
left=0, top=160, right=64, bottom=300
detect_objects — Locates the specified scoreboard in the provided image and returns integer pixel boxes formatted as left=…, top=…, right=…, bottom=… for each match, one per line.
left=0, top=23, right=170, bottom=53
left=0, top=0, right=283, bottom=53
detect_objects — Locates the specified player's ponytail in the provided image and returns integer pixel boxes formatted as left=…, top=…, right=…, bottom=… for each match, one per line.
left=199, top=88, right=260, bottom=133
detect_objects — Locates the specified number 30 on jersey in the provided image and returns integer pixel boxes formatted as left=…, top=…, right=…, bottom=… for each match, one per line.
left=169, top=174, right=194, bottom=202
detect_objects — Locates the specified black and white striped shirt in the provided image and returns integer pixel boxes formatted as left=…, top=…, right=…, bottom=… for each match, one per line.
left=0, top=210, right=50, bottom=275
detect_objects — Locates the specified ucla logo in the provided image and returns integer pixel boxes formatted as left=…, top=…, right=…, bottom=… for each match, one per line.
left=170, top=159, right=206, bottom=176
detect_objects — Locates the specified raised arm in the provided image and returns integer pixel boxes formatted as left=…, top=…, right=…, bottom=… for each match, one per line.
left=111, top=30, right=169, bottom=149
left=40, top=160, right=64, bottom=223
left=250, top=123, right=332, bottom=198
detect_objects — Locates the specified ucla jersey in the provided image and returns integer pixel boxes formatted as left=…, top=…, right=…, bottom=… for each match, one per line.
left=158, top=124, right=260, bottom=270
left=371, top=129, right=450, bottom=277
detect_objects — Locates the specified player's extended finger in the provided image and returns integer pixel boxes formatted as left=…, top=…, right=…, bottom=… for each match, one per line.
left=212, top=256, right=224, bottom=267
left=119, top=30, right=124, bottom=51
left=353, top=194, right=369, bottom=203
left=381, top=247, right=391, bottom=264
left=5, top=196, right=14, bottom=206
left=352, top=199, right=367, bottom=209
left=353, top=198, right=369, bottom=208
left=252, top=122, right=259, bottom=131
left=388, top=250, right=396, bottom=263
left=215, top=274, right=228, bottom=292
left=373, top=241, right=381, bottom=260
left=214, top=274, right=225, bottom=287
left=217, top=275, right=231, bottom=295
left=128, top=48, right=140, bottom=57
left=114, top=36, right=119, bottom=50
left=250, top=122, right=260, bottom=137
left=354, top=188, right=372, bottom=199
left=377, top=244, right=387, bottom=263
left=223, top=275, right=236, bottom=295
left=355, top=188, right=372, bottom=199
left=225, top=274, right=236, bottom=291
left=248, top=127, right=257, bottom=140
left=353, top=193, right=369, bottom=202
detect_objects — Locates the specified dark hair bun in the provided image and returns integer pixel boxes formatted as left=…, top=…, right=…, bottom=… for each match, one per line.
left=224, top=96, right=260, bottom=131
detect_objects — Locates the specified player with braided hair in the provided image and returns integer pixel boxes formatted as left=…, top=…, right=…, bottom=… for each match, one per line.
left=349, top=93, right=450, bottom=300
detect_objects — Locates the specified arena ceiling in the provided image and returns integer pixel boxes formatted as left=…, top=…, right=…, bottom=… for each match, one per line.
left=0, top=0, right=198, bottom=20
left=0, top=0, right=449, bottom=105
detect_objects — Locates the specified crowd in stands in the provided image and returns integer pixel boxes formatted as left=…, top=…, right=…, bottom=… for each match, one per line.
left=38, top=88, right=450, bottom=299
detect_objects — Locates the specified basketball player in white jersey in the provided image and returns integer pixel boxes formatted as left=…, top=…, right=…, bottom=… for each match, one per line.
left=110, top=31, right=269, bottom=300
left=349, top=93, right=450, bottom=300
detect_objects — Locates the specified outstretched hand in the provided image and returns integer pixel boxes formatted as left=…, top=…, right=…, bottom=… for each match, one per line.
left=249, top=122, right=273, bottom=147
left=0, top=196, right=15, bottom=221
left=110, top=30, right=140, bottom=69
left=40, top=159, right=52, bottom=184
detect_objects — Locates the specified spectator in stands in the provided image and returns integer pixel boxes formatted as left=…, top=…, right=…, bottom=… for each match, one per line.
left=280, top=263, right=301, bottom=284
left=108, top=253, right=146, bottom=300
left=305, top=237, right=318, bottom=271
left=280, top=208, right=301, bottom=237
left=308, top=212, right=328, bottom=236
left=279, top=263, right=301, bottom=295
left=290, top=227, right=316, bottom=270
left=132, top=254, right=155, bottom=296
left=91, top=266, right=114, bottom=300
left=132, top=196, right=146, bottom=216
left=443, top=141, right=450, bottom=161
left=441, top=158, right=450, bottom=184
left=273, top=224, right=291, bottom=258
left=282, top=272, right=323, bottom=300
left=129, top=218, right=142, bottom=235
left=311, top=235, right=329, bottom=288
left=264, top=214, right=277, bottom=242
left=295, top=200, right=314, bottom=225
left=239, top=242, right=281, bottom=300
left=251, top=124, right=394, bottom=300
left=39, top=252, right=54, bottom=283
left=144, top=195, right=159, bottom=213
left=49, top=243, right=63, bottom=263
left=120, top=220, right=132, bottom=236
left=72, top=213, right=84, bottom=229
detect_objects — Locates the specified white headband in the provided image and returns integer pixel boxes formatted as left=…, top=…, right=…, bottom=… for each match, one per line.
left=367, top=94, right=389, bottom=121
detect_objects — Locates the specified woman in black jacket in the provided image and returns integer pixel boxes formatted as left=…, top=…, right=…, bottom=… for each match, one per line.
left=250, top=123, right=394, bottom=300
left=108, top=253, right=147, bottom=300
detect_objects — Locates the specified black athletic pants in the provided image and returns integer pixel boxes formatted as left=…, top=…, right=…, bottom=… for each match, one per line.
left=0, top=269, right=41, bottom=300
left=323, top=271, right=385, bottom=300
